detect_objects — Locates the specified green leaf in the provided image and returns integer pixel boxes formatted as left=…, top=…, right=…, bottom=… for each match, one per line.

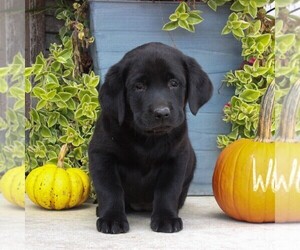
left=251, top=20, right=261, bottom=34
left=47, top=90, right=57, bottom=100
left=253, top=67, right=269, bottom=76
left=32, top=64, right=44, bottom=75
left=74, top=147, right=82, bottom=160
left=14, top=99, right=25, bottom=110
left=230, top=1, right=245, bottom=11
left=63, top=86, right=78, bottom=95
left=9, top=87, right=24, bottom=98
left=75, top=109, right=84, bottom=119
left=0, top=67, right=10, bottom=77
left=40, top=126, right=52, bottom=137
left=47, top=113, right=59, bottom=127
left=255, top=0, right=268, bottom=7
left=240, top=21, right=250, bottom=30
left=45, top=82, right=59, bottom=90
left=35, top=53, right=46, bottom=65
left=0, top=78, right=8, bottom=93
left=169, top=13, right=178, bottom=21
left=72, top=136, right=84, bottom=147
left=251, top=58, right=259, bottom=71
left=81, top=94, right=91, bottom=103
left=256, top=34, right=271, bottom=47
left=56, top=101, right=68, bottom=109
left=187, top=13, right=203, bottom=25
left=48, top=94, right=62, bottom=102
left=238, top=113, right=246, bottom=121
left=231, top=21, right=241, bottom=29
left=188, top=24, right=195, bottom=33
left=25, top=78, right=32, bottom=93
left=36, top=100, right=47, bottom=110
left=178, top=20, right=190, bottom=31
left=30, top=109, right=40, bottom=122
left=66, top=98, right=76, bottom=110
left=221, top=25, right=231, bottom=35
left=228, top=13, right=238, bottom=22
left=46, top=73, right=59, bottom=85
left=58, top=115, right=69, bottom=127
left=32, top=87, right=46, bottom=98
left=179, top=13, right=189, bottom=21
left=249, top=0, right=257, bottom=10
left=239, top=89, right=261, bottom=102
left=162, top=21, right=179, bottom=31
left=275, top=20, right=283, bottom=34
left=88, top=76, right=100, bottom=88
left=63, top=70, right=72, bottom=77
left=59, top=135, right=68, bottom=143
left=232, top=28, right=244, bottom=38
left=239, top=0, right=249, bottom=6
left=56, top=56, right=67, bottom=64
left=247, top=4, right=257, bottom=18
left=230, top=96, right=241, bottom=107
left=175, top=2, right=188, bottom=14
left=208, top=0, right=217, bottom=11
left=58, top=92, right=73, bottom=102
left=277, top=34, right=296, bottom=53
left=51, top=61, right=61, bottom=72
left=57, top=49, right=72, bottom=61
left=83, top=74, right=91, bottom=86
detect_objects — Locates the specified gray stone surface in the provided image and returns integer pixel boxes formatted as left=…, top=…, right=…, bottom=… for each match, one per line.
left=1, top=196, right=299, bottom=250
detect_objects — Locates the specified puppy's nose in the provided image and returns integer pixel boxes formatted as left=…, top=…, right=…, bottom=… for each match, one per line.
left=154, top=107, right=170, bottom=120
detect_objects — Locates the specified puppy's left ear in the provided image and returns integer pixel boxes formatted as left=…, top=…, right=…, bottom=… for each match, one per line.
left=185, top=56, right=213, bottom=115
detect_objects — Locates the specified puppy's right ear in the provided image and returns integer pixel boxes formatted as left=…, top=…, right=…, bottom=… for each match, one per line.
left=99, top=64, right=126, bottom=125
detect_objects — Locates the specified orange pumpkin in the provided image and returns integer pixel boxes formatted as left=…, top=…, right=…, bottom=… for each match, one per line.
left=213, top=81, right=300, bottom=222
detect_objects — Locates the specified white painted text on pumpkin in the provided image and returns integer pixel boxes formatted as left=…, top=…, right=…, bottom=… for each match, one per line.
left=252, top=158, right=300, bottom=193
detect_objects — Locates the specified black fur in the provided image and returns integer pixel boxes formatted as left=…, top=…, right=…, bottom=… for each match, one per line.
left=89, top=42, right=213, bottom=234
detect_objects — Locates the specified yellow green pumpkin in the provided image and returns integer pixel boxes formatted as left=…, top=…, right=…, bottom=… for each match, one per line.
left=26, top=144, right=90, bottom=210
left=0, top=165, right=25, bottom=208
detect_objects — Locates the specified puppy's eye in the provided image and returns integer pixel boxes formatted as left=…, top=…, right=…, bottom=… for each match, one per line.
left=134, top=82, right=146, bottom=92
left=168, top=79, right=179, bottom=89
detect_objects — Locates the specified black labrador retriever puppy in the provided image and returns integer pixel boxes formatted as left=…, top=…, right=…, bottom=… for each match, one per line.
left=88, top=42, right=213, bottom=234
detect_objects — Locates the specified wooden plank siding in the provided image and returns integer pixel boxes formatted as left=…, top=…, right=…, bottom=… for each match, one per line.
left=0, top=0, right=25, bottom=66
left=25, top=0, right=64, bottom=63
left=44, top=0, right=64, bottom=54
left=89, top=0, right=242, bottom=195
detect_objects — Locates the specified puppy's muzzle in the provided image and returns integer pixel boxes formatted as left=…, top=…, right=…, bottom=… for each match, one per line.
left=154, top=107, right=171, bottom=120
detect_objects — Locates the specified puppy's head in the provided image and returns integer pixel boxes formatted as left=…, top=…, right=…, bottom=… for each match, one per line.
left=100, top=42, right=213, bottom=135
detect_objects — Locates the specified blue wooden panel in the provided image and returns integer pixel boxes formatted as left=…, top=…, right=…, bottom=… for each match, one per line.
left=89, top=0, right=242, bottom=195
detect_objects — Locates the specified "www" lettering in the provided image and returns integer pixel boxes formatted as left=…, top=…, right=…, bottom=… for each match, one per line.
left=252, top=158, right=300, bottom=193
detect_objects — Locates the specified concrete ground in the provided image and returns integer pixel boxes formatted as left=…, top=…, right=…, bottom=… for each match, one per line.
left=1, top=196, right=300, bottom=250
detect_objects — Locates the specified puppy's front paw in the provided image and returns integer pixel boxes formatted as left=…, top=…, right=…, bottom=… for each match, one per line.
left=97, top=216, right=129, bottom=234
left=151, top=217, right=183, bottom=233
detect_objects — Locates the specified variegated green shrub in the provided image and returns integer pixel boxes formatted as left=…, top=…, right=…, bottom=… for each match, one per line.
left=25, top=0, right=100, bottom=173
left=0, top=54, right=26, bottom=173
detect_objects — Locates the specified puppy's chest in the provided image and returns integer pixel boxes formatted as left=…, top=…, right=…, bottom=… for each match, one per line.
left=118, top=157, right=162, bottom=191
left=127, top=139, right=172, bottom=161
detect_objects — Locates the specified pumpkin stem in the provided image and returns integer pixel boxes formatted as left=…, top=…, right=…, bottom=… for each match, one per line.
left=57, top=144, right=68, bottom=168
left=276, top=80, right=300, bottom=142
left=255, top=81, right=275, bottom=142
